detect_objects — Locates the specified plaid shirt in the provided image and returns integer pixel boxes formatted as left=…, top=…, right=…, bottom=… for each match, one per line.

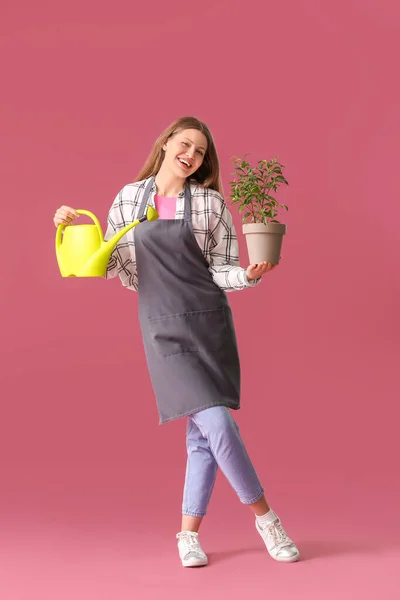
left=104, top=177, right=261, bottom=292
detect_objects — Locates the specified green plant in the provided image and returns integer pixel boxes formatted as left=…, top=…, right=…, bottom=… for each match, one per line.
left=229, top=154, right=289, bottom=225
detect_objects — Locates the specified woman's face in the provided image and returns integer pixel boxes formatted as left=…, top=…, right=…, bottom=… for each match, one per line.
left=162, top=128, right=208, bottom=178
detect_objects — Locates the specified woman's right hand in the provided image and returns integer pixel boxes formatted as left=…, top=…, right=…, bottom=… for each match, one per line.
left=53, top=206, right=80, bottom=228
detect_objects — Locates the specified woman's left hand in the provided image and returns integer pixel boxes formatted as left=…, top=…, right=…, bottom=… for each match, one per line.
left=246, top=261, right=278, bottom=281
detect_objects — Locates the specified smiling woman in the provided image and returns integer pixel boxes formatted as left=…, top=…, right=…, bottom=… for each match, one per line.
left=174, top=132, right=205, bottom=171
left=163, top=130, right=208, bottom=184
left=52, top=115, right=296, bottom=569
left=134, top=117, right=223, bottom=196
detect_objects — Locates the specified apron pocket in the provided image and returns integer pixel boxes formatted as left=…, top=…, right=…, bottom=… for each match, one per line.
left=148, top=307, right=228, bottom=357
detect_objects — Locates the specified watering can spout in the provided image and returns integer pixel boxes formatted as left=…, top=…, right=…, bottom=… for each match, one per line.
left=107, top=206, right=158, bottom=248
left=56, top=206, right=158, bottom=278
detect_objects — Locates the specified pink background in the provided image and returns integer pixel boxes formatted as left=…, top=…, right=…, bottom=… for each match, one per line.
left=1, top=0, right=399, bottom=598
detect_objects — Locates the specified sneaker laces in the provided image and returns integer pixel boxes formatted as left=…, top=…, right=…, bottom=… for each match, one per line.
left=176, top=531, right=203, bottom=554
left=267, top=519, right=292, bottom=548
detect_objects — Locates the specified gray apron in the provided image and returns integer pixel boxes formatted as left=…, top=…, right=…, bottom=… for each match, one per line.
left=135, top=176, right=240, bottom=424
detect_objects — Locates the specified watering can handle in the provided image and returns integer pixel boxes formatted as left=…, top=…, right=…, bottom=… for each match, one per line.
left=56, top=210, right=103, bottom=242
left=75, top=210, right=103, bottom=238
left=55, top=209, right=104, bottom=264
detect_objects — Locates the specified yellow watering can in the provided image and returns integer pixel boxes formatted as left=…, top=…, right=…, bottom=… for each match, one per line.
left=56, top=207, right=159, bottom=277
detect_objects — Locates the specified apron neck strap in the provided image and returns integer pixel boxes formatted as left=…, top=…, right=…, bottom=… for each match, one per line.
left=183, top=180, right=192, bottom=222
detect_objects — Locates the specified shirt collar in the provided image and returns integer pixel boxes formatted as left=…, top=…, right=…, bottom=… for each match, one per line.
left=149, top=177, right=189, bottom=197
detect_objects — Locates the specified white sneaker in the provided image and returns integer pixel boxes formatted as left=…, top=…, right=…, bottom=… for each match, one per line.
left=255, top=511, right=300, bottom=562
left=176, top=531, right=208, bottom=567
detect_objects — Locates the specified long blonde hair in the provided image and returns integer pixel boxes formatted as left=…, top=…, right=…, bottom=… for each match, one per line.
left=134, top=116, right=224, bottom=195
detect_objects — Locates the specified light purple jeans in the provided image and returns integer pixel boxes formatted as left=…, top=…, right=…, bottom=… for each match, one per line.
left=182, top=406, right=264, bottom=517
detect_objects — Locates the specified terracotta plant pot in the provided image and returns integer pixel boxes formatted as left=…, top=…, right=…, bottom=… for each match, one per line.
left=242, top=222, right=287, bottom=265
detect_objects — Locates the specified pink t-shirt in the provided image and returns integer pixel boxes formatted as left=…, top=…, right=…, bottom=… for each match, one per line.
left=154, top=194, right=177, bottom=219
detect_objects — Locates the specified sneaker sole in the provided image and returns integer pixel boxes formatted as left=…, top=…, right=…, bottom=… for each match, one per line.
left=269, top=551, right=300, bottom=563
left=181, top=557, right=208, bottom=567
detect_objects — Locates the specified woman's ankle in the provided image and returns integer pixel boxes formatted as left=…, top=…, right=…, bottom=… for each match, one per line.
left=181, top=514, right=203, bottom=533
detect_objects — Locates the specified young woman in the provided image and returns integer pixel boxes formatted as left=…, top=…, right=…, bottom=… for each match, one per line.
left=53, top=116, right=300, bottom=567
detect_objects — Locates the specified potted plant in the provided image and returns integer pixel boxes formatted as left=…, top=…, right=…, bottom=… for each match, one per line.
left=229, top=154, right=289, bottom=265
